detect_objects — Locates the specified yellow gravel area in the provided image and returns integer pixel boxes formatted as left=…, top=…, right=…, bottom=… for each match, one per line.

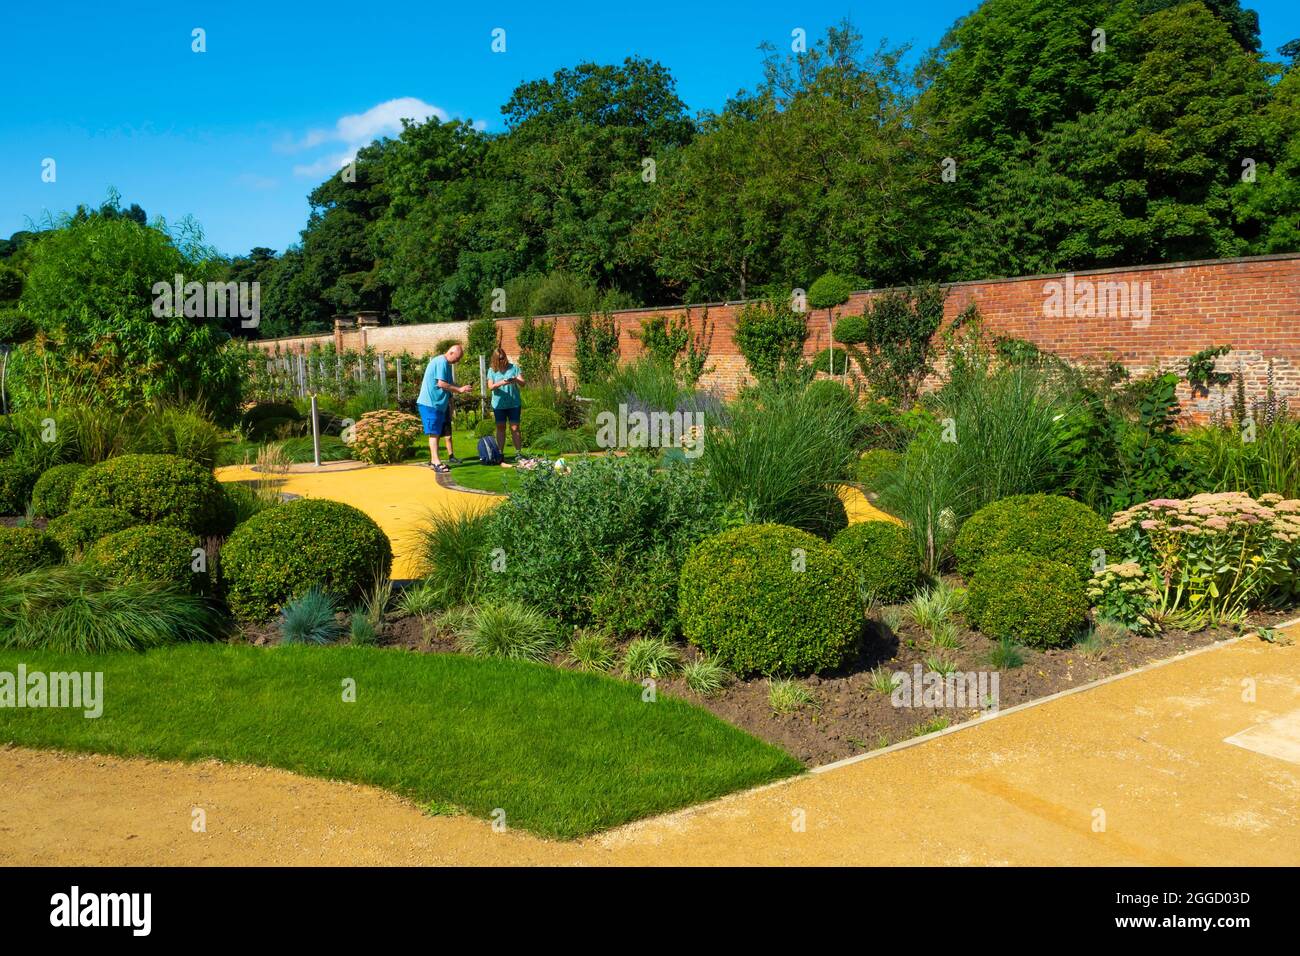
left=216, top=463, right=500, bottom=579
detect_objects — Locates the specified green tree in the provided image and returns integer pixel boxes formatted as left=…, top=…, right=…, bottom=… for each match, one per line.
left=14, top=216, right=242, bottom=416
left=1043, top=1, right=1271, bottom=265
left=0, top=262, right=22, bottom=303
left=635, top=107, right=785, bottom=300
left=259, top=247, right=331, bottom=336
left=640, top=23, right=930, bottom=298
left=919, top=0, right=1272, bottom=277
left=299, top=139, right=394, bottom=316
left=486, top=57, right=695, bottom=305
left=220, top=246, right=280, bottom=338
left=379, top=117, right=492, bottom=322
left=1233, top=62, right=1300, bottom=253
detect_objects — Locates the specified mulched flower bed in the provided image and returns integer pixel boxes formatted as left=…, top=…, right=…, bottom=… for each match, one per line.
left=343, top=600, right=1298, bottom=767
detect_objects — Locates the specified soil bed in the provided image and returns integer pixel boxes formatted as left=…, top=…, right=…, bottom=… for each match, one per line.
left=0, top=517, right=47, bottom=529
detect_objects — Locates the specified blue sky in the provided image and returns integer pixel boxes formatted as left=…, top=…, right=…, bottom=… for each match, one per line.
left=3, top=0, right=1297, bottom=257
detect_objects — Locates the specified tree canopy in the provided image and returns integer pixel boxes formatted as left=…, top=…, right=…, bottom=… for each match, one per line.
left=12, top=0, right=1292, bottom=338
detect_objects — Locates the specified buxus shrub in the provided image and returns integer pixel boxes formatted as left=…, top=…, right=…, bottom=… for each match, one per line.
left=831, top=520, right=920, bottom=604
left=89, top=524, right=204, bottom=592
left=31, top=463, right=88, bottom=518
left=0, top=458, right=41, bottom=515
left=679, top=523, right=861, bottom=675
left=967, top=553, right=1088, bottom=648
left=221, top=498, right=392, bottom=621
left=0, top=526, right=62, bottom=579
left=45, top=507, right=136, bottom=558
left=954, top=493, right=1111, bottom=581
left=68, top=454, right=234, bottom=537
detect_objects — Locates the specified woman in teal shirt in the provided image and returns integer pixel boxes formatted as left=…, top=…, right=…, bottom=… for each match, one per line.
left=486, top=347, right=525, bottom=460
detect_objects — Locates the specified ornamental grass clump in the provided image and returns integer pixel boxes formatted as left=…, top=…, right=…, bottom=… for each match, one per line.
left=682, top=657, right=731, bottom=696
left=0, top=565, right=220, bottom=652
left=702, top=381, right=859, bottom=539
left=621, top=637, right=681, bottom=679
left=566, top=628, right=617, bottom=672
left=349, top=409, right=422, bottom=464
left=453, top=601, right=557, bottom=662
left=1109, top=492, right=1300, bottom=627
left=279, top=587, right=344, bottom=645
left=413, top=505, right=494, bottom=608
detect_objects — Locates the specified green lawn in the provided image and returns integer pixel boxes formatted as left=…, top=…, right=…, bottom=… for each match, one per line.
left=0, top=644, right=801, bottom=838
left=439, top=431, right=600, bottom=494
left=439, top=430, right=528, bottom=494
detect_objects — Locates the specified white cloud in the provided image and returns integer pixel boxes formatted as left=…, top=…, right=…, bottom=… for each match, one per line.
left=335, top=98, right=447, bottom=143
left=283, top=97, right=449, bottom=176
left=292, top=152, right=356, bottom=179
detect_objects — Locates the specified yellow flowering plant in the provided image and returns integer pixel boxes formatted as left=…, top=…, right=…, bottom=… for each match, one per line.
left=1087, top=561, right=1161, bottom=635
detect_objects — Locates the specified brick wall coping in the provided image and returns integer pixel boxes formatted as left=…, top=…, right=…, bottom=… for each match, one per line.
left=247, top=251, right=1300, bottom=342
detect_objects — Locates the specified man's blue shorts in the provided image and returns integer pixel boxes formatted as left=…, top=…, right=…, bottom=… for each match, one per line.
left=493, top=406, right=521, bottom=425
left=417, top=402, right=451, bottom=437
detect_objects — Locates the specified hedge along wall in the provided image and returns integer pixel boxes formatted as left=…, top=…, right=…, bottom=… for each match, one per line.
left=253, top=253, right=1300, bottom=416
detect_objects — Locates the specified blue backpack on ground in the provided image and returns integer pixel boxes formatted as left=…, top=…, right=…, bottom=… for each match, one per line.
left=477, top=434, right=503, bottom=466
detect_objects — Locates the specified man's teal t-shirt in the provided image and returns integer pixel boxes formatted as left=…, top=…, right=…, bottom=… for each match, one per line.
left=418, top=355, right=453, bottom=409
left=488, top=364, right=521, bottom=409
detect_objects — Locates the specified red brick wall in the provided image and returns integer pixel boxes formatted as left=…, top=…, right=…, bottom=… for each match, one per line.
left=255, top=253, right=1300, bottom=416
